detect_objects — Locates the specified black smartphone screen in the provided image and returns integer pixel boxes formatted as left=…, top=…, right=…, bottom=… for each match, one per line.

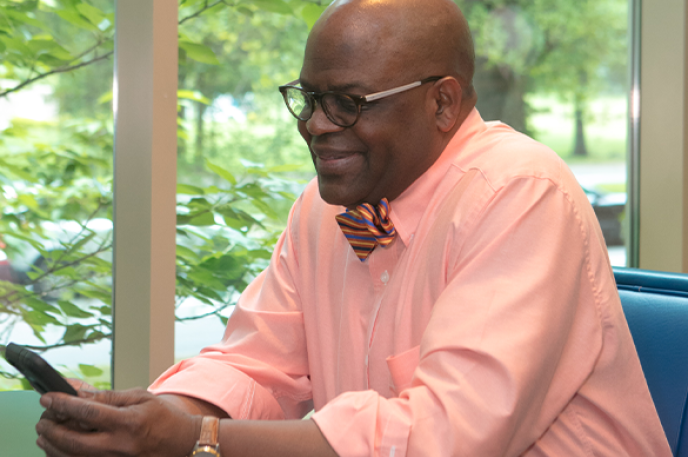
left=5, top=343, right=77, bottom=396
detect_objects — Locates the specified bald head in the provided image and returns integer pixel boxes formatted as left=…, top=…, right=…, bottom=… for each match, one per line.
left=308, top=0, right=475, bottom=97
left=297, top=0, right=478, bottom=207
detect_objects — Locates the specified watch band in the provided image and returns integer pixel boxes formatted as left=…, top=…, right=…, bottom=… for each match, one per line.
left=189, top=416, right=221, bottom=456
left=199, top=416, right=220, bottom=446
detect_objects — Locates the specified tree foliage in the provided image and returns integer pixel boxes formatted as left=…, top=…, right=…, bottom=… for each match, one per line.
left=457, top=0, right=628, bottom=144
left=0, top=0, right=325, bottom=390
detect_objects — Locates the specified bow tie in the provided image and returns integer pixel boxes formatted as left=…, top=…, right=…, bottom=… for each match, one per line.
left=335, top=198, right=397, bottom=261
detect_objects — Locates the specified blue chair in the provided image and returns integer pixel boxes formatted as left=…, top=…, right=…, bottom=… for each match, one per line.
left=614, top=266, right=688, bottom=457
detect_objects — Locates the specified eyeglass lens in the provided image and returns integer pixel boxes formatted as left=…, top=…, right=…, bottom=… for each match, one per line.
left=283, top=88, right=359, bottom=127
left=284, top=89, right=313, bottom=121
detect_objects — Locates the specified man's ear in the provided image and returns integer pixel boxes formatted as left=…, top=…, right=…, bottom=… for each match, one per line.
left=431, top=77, right=462, bottom=132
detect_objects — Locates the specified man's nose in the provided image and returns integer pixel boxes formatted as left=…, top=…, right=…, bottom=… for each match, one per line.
left=305, top=103, right=345, bottom=136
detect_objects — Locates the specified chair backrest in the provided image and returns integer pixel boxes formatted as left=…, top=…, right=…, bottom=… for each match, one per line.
left=614, top=266, right=688, bottom=457
left=0, top=390, right=45, bottom=456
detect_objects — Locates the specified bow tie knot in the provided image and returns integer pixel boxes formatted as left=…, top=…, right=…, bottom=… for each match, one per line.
left=335, top=198, right=397, bottom=261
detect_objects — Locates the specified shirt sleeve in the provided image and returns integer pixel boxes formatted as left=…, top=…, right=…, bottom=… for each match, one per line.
left=312, top=173, right=608, bottom=457
left=149, top=198, right=314, bottom=421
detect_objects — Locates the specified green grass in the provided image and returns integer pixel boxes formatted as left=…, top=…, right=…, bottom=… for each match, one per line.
left=527, top=93, right=628, bottom=163
left=596, top=182, right=627, bottom=193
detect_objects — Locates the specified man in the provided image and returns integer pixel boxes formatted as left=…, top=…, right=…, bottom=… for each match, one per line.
left=36, top=0, right=672, bottom=456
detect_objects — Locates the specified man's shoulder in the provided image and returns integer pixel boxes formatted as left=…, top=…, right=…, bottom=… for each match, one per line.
left=454, top=120, right=569, bottom=192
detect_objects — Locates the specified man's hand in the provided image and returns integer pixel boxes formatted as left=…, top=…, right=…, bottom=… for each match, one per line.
left=36, top=388, right=201, bottom=457
left=38, top=378, right=99, bottom=433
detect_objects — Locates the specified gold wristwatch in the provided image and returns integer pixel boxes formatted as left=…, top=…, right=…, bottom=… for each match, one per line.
left=189, top=416, right=221, bottom=457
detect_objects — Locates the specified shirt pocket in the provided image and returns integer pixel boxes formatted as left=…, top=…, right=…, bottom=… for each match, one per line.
left=386, top=345, right=420, bottom=396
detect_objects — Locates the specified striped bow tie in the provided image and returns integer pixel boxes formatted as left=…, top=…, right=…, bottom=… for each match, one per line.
left=335, top=198, right=397, bottom=261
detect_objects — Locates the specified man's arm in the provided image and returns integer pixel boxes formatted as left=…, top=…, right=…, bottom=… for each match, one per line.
left=36, top=389, right=338, bottom=457
left=148, top=192, right=314, bottom=421
left=157, top=394, right=230, bottom=418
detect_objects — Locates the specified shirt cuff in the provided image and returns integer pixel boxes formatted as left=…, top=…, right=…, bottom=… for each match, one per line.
left=148, top=357, right=285, bottom=420
left=312, top=390, right=413, bottom=457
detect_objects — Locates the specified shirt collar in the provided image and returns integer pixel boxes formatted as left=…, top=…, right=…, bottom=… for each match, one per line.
left=389, top=108, right=486, bottom=245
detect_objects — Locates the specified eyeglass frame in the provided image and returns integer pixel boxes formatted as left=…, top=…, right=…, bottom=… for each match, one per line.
left=278, top=76, right=446, bottom=128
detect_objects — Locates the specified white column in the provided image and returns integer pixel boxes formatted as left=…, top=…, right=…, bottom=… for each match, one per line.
left=639, top=0, right=688, bottom=273
left=112, top=0, right=178, bottom=389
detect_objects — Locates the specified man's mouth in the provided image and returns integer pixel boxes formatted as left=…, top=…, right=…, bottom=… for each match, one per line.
left=312, top=148, right=362, bottom=174
left=313, top=148, right=353, bottom=161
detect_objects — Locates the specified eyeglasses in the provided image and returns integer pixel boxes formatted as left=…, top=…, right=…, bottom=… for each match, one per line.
left=278, top=76, right=445, bottom=128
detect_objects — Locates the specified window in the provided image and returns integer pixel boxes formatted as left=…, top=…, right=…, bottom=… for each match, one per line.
left=3, top=0, right=684, bottom=391
left=461, top=0, right=631, bottom=266
left=172, top=2, right=320, bottom=360
left=0, top=0, right=114, bottom=390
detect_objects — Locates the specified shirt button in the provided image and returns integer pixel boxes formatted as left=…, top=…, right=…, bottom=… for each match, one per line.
left=381, top=270, right=389, bottom=284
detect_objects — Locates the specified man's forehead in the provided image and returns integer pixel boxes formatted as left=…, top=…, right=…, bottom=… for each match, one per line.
left=300, top=30, right=402, bottom=92
left=298, top=55, right=382, bottom=93
left=298, top=75, right=377, bottom=94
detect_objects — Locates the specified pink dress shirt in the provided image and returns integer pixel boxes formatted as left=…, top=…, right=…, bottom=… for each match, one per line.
left=149, top=109, right=671, bottom=457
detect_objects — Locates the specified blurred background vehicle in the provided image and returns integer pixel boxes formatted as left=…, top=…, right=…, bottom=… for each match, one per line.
left=584, top=187, right=626, bottom=246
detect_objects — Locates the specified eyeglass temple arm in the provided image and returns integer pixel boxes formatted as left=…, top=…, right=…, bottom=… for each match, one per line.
left=363, top=77, right=445, bottom=102
left=363, top=80, right=424, bottom=102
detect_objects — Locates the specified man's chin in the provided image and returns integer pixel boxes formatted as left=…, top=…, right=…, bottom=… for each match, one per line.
left=317, top=179, right=362, bottom=208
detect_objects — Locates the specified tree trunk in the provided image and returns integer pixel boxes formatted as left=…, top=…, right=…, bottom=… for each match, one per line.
left=194, top=72, right=208, bottom=168
left=178, top=65, right=188, bottom=158
left=473, top=58, right=529, bottom=134
left=573, top=99, right=588, bottom=157
left=195, top=101, right=206, bottom=161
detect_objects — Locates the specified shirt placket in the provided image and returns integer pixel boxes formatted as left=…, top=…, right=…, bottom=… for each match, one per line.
left=363, top=239, right=401, bottom=389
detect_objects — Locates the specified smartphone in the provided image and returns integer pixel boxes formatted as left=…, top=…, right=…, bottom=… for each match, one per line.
left=5, top=343, right=77, bottom=396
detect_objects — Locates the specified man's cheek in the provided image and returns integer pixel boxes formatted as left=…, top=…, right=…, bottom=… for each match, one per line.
left=298, top=121, right=311, bottom=142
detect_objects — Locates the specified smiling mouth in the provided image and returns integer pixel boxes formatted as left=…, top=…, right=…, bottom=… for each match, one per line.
left=313, top=149, right=354, bottom=161
left=312, top=148, right=362, bottom=175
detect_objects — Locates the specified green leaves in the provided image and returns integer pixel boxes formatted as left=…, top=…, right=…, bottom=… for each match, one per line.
left=301, top=3, right=326, bottom=30
left=27, top=38, right=74, bottom=66
left=58, top=300, right=94, bottom=318
left=178, top=89, right=211, bottom=105
left=78, top=363, right=103, bottom=377
left=75, top=3, right=106, bottom=28
left=179, top=41, right=220, bottom=65
left=206, top=161, right=237, bottom=185
left=55, top=8, right=99, bottom=31
left=173, top=159, right=296, bottom=310
left=1, top=0, right=317, bottom=391
left=249, top=0, right=293, bottom=15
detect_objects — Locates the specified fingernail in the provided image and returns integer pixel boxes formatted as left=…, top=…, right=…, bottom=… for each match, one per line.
left=40, top=396, right=52, bottom=408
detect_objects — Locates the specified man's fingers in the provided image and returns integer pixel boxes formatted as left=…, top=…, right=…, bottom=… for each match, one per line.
left=40, top=392, right=125, bottom=430
left=39, top=407, right=88, bottom=433
left=40, top=406, right=67, bottom=423
left=36, top=436, right=72, bottom=457
left=37, top=419, right=115, bottom=457
left=66, top=377, right=96, bottom=395
left=90, top=387, right=153, bottom=407
left=37, top=432, right=80, bottom=457
left=67, top=378, right=98, bottom=398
